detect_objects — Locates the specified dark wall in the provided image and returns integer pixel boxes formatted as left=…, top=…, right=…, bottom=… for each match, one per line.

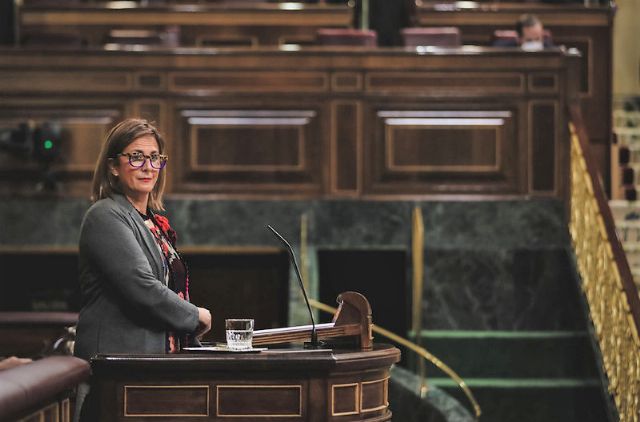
left=0, top=0, right=14, bottom=45
left=354, top=0, right=417, bottom=46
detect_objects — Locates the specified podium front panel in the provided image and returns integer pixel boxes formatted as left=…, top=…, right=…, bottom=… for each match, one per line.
left=91, top=344, right=400, bottom=422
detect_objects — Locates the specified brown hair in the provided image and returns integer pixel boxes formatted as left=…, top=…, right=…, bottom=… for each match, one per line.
left=91, top=118, right=166, bottom=211
left=516, top=14, right=542, bottom=37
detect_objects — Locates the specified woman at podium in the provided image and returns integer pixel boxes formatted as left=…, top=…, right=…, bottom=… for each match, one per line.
left=73, top=118, right=212, bottom=421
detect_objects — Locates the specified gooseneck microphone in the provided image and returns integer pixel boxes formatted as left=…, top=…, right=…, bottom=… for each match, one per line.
left=267, top=225, right=319, bottom=348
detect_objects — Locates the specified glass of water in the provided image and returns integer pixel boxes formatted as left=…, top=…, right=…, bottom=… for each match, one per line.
left=225, top=318, right=254, bottom=351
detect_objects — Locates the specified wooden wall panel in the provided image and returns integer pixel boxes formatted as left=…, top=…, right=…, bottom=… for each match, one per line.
left=0, top=48, right=578, bottom=198
left=216, top=385, right=302, bottom=417
left=530, top=101, right=558, bottom=193
left=529, top=73, right=558, bottom=94
left=553, top=27, right=610, bottom=145
left=366, top=72, right=525, bottom=95
left=361, top=378, right=388, bottom=413
left=331, top=101, right=361, bottom=195
left=170, top=72, right=328, bottom=94
left=416, top=3, right=613, bottom=180
left=366, top=109, right=518, bottom=194
left=0, top=71, right=131, bottom=93
left=175, top=109, right=323, bottom=194
left=124, top=385, right=209, bottom=417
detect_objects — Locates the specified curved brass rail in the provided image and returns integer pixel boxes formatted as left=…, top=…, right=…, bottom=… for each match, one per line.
left=309, top=298, right=482, bottom=419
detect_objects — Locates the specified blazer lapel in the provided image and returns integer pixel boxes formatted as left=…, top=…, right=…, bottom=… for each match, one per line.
left=113, top=194, right=165, bottom=282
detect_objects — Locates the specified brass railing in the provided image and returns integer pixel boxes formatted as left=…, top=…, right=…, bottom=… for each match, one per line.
left=309, top=298, right=482, bottom=419
left=411, top=206, right=427, bottom=395
left=569, top=107, right=640, bottom=421
left=298, top=212, right=481, bottom=419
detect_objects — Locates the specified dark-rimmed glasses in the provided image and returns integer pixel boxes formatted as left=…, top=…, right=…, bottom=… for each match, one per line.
left=115, top=152, right=168, bottom=169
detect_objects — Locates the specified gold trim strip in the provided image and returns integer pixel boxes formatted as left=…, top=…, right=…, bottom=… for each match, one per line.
left=411, top=206, right=428, bottom=394
left=412, top=205, right=424, bottom=338
left=216, top=384, right=302, bottom=418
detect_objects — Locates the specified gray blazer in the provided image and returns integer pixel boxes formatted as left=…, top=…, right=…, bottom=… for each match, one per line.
left=74, top=194, right=199, bottom=361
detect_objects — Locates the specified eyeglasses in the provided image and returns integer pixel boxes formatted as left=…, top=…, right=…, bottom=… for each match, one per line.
left=115, top=152, right=168, bottom=169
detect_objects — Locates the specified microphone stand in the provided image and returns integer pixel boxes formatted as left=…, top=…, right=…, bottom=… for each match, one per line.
left=267, top=225, right=321, bottom=349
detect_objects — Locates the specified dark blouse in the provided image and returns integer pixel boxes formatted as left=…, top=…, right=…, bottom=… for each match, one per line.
left=139, top=211, right=191, bottom=352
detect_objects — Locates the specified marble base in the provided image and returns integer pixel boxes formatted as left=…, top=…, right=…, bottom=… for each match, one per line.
left=0, top=197, right=576, bottom=329
left=389, top=365, right=474, bottom=422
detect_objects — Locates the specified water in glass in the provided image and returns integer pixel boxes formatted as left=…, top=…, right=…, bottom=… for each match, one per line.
left=225, top=318, right=254, bottom=350
left=226, top=329, right=253, bottom=350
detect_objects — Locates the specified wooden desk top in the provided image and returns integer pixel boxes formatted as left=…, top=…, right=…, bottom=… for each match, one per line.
left=91, top=343, right=401, bottom=373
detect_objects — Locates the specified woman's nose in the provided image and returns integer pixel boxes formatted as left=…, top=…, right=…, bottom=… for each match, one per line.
left=140, top=158, right=153, bottom=170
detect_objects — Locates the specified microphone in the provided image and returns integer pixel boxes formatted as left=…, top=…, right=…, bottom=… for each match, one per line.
left=267, top=225, right=320, bottom=349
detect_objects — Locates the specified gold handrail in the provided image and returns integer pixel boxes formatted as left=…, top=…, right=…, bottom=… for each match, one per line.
left=568, top=117, right=640, bottom=421
left=412, top=206, right=425, bottom=338
left=309, top=298, right=482, bottom=419
left=411, top=206, right=428, bottom=396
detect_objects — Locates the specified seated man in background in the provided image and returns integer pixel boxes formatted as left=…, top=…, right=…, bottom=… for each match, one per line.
left=493, top=14, right=553, bottom=50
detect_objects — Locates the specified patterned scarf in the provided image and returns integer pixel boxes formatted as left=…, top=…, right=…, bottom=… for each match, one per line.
left=141, top=212, right=191, bottom=352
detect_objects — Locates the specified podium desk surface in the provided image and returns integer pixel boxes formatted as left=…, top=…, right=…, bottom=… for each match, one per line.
left=91, top=343, right=400, bottom=373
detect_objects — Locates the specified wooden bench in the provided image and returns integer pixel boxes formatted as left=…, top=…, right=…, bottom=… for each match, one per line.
left=0, top=356, right=89, bottom=422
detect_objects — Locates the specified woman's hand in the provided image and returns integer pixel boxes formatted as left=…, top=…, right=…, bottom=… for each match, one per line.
left=0, top=356, right=32, bottom=371
left=195, top=307, right=212, bottom=339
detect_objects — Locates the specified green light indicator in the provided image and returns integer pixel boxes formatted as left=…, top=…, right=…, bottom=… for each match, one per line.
left=43, top=139, right=53, bottom=150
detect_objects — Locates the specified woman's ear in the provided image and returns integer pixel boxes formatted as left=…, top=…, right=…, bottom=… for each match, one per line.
left=108, top=159, right=119, bottom=177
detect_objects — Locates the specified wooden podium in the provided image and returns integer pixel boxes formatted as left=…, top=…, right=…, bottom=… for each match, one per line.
left=90, top=293, right=401, bottom=421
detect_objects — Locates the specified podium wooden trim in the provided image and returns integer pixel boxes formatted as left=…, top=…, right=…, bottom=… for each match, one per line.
left=253, top=291, right=374, bottom=350
left=89, top=293, right=400, bottom=421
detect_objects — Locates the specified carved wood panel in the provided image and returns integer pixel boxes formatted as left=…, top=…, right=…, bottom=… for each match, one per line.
left=530, top=101, right=558, bottom=194
left=416, top=3, right=612, bottom=178
left=365, top=108, right=519, bottom=195
left=0, top=71, right=132, bottom=93
left=366, top=72, right=525, bottom=95
left=0, top=48, right=576, bottom=198
left=216, top=385, right=302, bottom=417
left=331, top=101, right=361, bottom=196
left=170, top=72, right=328, bottom=94
left=124, top=385, right=210, bottom=417
left=175, top=109, right=324, bottom=195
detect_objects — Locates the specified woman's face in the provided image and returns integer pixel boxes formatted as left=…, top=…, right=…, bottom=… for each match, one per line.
left=111, top=134, right=161, bottom=204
